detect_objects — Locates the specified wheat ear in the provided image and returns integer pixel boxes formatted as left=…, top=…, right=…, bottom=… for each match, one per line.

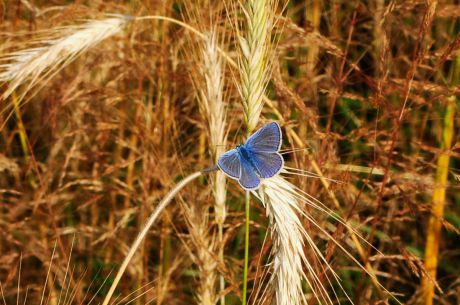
left=196, top=29, right=228, bottom=227
left=238, top=0, right=274, bottom=133
left=192, top=28, right=228, bottom=305
left=254, top=176, right=343, bottom=305
left=236, top=0, right=274, bottom=304
left=199, top=30, right=228, bottom=305
left=0, top=16, right=128, bottom=103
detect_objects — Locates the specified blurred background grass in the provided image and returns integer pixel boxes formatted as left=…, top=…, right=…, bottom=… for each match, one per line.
left=0, top=1, right=459, bottom=304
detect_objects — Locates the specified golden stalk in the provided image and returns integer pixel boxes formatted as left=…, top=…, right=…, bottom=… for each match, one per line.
left=422, top=63, right=457, bottom=304
left=12, top=92, right=29, bottom=162
left=236, top=1, right=274, bottom=304
left=101, top=171, right=204, bottom=305
left=191, top=26, right=227, bottom=305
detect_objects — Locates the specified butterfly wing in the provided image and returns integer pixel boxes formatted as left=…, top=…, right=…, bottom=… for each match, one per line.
left=238, top=155, right=261, bottom=190
left=218, top=122, right=282, bottom=190
left=217, top=149, right=241, bottom=179
left=245, top=122, right=282, bottom=153
left=251, top=151, right=284, bottom=179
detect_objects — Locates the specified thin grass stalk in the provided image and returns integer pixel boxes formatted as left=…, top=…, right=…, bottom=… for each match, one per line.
left=106, top=116, right=126, bottom=263
left=236, top=1, right=274, bottom=303
left=101, top=171, right=203, bottom=305
left=38, top=226, right=58, bottom=305
left=11, top=92, right=29, bottom=162
left=155, top=8, right=176, bottom=302
left=123, top=101, right=143, bottom=304
left=11, top=91, right=38, bottom=188
left=201, top=30, right=228, bottom=305
left=305, top=0, right=321, bottom=105
left=242, top=191, right=250, bottom=305
left=421, top=56, right=458, bottom=305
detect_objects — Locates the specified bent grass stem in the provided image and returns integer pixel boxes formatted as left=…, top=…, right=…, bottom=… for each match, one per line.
left=101, top=171, right=203, bottom=305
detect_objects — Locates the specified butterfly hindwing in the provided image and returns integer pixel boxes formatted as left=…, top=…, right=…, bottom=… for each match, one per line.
left=217, top=149, right=240, bottom=179
left=245, top=122, right=282, bottom=153
left=238, top=155, right=261, bottom=190
left=250, top=151, right=284, bottom=179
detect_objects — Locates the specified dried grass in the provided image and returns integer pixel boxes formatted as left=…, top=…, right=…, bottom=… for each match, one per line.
left=189, top=25, right=228, bottom=305
left=0, top=1, right=459, bottom=305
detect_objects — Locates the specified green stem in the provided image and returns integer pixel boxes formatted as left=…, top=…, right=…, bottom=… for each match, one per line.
left=242, top=191, right=250, bottom=305
left=219, top=225, right=225, bottom=305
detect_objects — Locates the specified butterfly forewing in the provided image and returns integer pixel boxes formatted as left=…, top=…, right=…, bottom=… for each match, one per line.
left=217, top=149, right=240, bottom=179
left=244, top=122, right=282, bottom=153
left=251, top=151, right=284, bottom=179
left=238, top=155, right=261, bottom=190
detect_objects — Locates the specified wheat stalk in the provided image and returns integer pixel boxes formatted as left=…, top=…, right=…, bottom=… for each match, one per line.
left=182, top=202, right=219, bottom=305
left=234, top=1, right=277, bottom=304
left=196, top=29, right=228, bottom=226
left=192, top=28, right=228, bottom=305
left=234, top=0, right=275, bottom=302
left=199, top=30, right=228, bottom=305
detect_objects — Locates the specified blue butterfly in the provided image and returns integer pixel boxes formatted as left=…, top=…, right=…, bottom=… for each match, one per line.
left=217, top=122, right=284, bottom=190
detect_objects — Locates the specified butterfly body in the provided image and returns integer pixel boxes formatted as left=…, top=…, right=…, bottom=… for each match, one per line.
left=236, top=145, right=262, bottom=177
left=217, top=122, right=284, bottom=190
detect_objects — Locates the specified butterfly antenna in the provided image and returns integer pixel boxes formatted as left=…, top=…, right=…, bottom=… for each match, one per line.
left=201, top=165, right=219, bottom=174
left=279, top=147, right=311, bottom=155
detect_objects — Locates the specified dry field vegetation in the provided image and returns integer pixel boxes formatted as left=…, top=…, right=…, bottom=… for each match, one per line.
left=0, top=0, right=459, bottom=305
